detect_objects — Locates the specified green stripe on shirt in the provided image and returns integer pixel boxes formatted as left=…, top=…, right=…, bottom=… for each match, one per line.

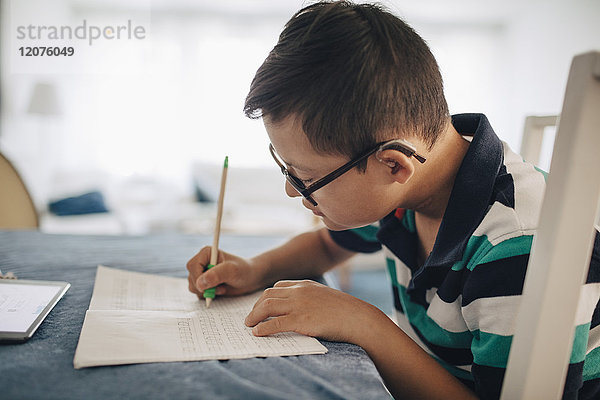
left=583, top=346, right=600, bottom=380
left=451, top=235, right=533, bottom=272
left=471, top=323, right=591, bottom=368
left=386, top=257, right=398, bottom=285
left=397, top=285, right=473, bottom=348
left=477, top=235, right=534, bottom=265
left=471, top=330, right=513, bottom=368
left=402, top=209, right=416, bottom=233
left=571, top=323, right=592, bottom=364
left=352, top=224, right=379, bottom=242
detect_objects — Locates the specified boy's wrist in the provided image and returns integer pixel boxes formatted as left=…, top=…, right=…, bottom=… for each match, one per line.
left=350, top=302, right=396, bottom=350
left=248, top=254, right=275, bottom=289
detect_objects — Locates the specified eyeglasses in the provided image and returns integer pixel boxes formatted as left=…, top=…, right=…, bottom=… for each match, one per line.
left=269, top=139, right=426, bottom=206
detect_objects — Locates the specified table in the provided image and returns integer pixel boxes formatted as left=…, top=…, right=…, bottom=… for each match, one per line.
left=0, top=230, right=391, bottom=400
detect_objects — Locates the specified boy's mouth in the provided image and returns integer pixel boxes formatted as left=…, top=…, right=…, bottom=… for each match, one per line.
left=302, top=199, right=324, bottom=217
left=311, top=209, right=324, bottom=217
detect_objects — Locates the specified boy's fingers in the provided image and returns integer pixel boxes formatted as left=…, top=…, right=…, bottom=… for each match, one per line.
left=273, top=280, right=300, bottom=288
left=189, top=276, right=228, bottom=296
left=273, top=279, right=317, bottom=288
left=251, top=315, right=294, bottom=336
left=215, top=286, right=226, bottom=295
left=245, top=298, right=289, bottom=327
left=191, top=285, right=224, bottom=299
left=186, top=246, right=212, bottom=272
left=195, top=273, right=211, bottom=291
left=195, top=262, right=235, bottom=291
left=188, top=275, right=200, bottom=294
left=186, top=247, right=214, bottom=290
left=251, top=287, right=290, bottom=311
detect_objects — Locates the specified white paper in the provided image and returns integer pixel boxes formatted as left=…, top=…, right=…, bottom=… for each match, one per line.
left=73, top=266, right=327, bottom=369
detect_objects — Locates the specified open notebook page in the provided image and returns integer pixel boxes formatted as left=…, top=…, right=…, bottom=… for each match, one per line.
left=74, top=266, right=327, bottom=369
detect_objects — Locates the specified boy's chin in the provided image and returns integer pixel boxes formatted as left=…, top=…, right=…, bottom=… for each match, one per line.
left=320, top=216, right=369, bottom=232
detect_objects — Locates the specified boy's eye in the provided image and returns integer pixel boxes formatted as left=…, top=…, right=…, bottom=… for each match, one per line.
left=299, top=177, right=313, bottom=185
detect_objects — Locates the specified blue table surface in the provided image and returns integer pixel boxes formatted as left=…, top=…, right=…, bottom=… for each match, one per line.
left=0, top=230, right=391, bottom=400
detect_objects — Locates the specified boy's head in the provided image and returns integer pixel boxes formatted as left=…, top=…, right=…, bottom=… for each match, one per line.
left=244, top=1, right=455, bottom=230
left=244, top=0, right=449, bottom=163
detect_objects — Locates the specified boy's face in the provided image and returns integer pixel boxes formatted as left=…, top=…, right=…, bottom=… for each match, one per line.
left=264, top=114, right=407, bottom=231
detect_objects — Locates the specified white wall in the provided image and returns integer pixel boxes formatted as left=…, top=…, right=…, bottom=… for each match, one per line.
left=1, top=0, right=599, bottom=233
left=0, top=0, right=295, bottom=210
left=501, top=0, right=600, bottom=148
left=396, top=0, right=600, bottom=154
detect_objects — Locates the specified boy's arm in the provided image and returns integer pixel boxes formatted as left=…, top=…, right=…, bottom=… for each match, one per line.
left=190, top=228, right=355, bottom=296
left=251, top=227, right=356, bottom=286
left=359, top=309, right=478, bottom=400
left=244, top=279, right=478, bottom=399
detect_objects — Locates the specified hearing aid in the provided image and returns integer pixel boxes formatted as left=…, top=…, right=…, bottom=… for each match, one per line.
left=375, top=139, right=419, bottom=174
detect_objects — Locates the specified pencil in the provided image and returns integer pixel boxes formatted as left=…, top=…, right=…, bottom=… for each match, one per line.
left=204, top=156, right=228, bottom=308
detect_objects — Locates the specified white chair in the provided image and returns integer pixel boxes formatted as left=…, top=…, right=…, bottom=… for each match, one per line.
left=520, top=115, right=559, bottom=167
left=501, top=51, right=600, bottom=399
left=0, top=152, right=38, bottom=229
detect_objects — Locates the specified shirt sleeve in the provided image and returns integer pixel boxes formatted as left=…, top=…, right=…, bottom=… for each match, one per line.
left=328, top=224, right=382, bottom=254
left=461, top=233, right=600, bottom=400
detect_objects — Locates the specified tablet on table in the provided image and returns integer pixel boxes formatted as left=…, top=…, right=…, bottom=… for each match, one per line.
left=0, top=279, right=70, bottom=342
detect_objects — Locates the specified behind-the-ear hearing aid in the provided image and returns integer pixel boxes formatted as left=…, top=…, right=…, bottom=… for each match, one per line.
left=375, top=138, right=427, bottom=165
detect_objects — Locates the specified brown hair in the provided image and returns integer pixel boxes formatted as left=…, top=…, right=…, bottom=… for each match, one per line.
left=244, top=1, right=448, bottom=167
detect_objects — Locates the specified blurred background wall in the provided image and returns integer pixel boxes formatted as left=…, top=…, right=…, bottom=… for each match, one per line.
left=1, top=0, right=599, bottom=237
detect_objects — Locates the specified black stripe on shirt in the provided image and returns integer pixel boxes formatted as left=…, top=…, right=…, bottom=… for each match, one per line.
left=579, top=376, right=600, bottom=400
left=404, top=266, right=459, bottom=309
left=563, top=360, right=584, bottom=399
left=490, top=164, right=515, bottom=209
left=436, top=268, right=469, bottom=304
left=471, top=363, right=504, bottom=400
left=586, top=231, right=600, bottom=284
left=392, top=285, right=404, bottom=313
left=411, top=323, right=474, bottom=366
left=461, top=254, right=529, bottom=307
left=471, top=361, right=592, bottom=400
left=590, top=302, right=600, bottom=329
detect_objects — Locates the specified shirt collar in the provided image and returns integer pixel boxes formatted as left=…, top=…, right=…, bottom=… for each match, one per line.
left=378, top=113, right=504, bottom=270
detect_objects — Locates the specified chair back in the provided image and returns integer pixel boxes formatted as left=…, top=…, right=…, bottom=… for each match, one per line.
left=501, top=51, right=600, bottom=399
left=0, top=152, right=39, bottom=229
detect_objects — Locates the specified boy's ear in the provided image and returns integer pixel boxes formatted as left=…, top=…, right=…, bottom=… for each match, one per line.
left=376, top=149, right=415, bottom=184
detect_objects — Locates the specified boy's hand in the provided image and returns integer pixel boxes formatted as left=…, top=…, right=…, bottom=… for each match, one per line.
left=186, top=246, right=265, bottom=298
left=244, top=280, right=378, bottom=344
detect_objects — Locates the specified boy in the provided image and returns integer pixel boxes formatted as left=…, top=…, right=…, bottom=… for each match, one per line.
left=187, top=2, right=600, bottom=399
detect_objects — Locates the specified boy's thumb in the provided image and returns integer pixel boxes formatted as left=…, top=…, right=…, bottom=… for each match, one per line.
left=197, top=265, right=222, bottom=289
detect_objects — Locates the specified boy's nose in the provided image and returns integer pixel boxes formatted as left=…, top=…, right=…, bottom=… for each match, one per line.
left=284, top=181, right=301, bottom=198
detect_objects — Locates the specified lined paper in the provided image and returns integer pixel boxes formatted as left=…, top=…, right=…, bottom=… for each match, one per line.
left=73, top=266, right=327, bottom=369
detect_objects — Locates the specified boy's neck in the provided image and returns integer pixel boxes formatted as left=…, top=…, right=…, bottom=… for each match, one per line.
left=410, top=120, right=470, bottom=222
left=407, top=121, right=470, bottom=264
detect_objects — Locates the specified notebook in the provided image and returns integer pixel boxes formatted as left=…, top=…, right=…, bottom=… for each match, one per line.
left=73, top=266, right=327, bottom=368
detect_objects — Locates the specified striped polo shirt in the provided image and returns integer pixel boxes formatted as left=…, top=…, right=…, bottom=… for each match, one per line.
left=329, top=113, right=600, bottom=399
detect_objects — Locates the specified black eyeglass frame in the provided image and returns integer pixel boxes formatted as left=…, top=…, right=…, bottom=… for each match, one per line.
left=269, top=138, right=426, bottom=206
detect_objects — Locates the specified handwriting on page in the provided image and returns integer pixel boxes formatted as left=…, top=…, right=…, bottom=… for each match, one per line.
left=176, top=311, right=309, bottom=357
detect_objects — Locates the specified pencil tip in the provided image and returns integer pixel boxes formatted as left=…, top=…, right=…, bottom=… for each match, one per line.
left=205, top=297, right=212, bottom=308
